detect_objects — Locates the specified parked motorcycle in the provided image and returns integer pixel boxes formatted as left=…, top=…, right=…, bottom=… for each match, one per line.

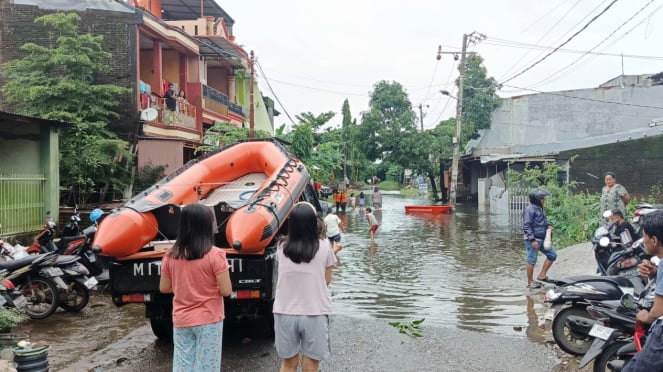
left=0, top=270, right=27, bottom=310
left=543, top=235, right=648, bottom=356
left=577, top=279, right=655, bottom=372
left=0, top=251, right=62, bottom=319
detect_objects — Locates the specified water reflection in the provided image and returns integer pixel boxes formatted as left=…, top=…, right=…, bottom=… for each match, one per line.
left=331, top=193, right=547, bottom=338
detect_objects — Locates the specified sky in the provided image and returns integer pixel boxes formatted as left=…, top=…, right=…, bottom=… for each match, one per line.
left=221, top=0, right=663, bottom=131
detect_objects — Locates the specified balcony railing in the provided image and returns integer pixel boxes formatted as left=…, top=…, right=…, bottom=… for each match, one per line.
left=154, top=97, right=197, bottom=130
left=228, top=102, right=244, bottom=116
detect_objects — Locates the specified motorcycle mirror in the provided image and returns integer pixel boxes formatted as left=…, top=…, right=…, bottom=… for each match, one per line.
left=602, top=210, right=613, bottom=218
left=620, top=293, right=637, bottom=310
left=599, top=236, right=611, bottom=247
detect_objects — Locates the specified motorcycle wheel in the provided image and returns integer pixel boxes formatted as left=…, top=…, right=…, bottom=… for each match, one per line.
left=593, top=340, right=629, bottom=372
left=20, top=276, right=59, bottom=319
left=59, top=281, right=90, bottom=313
left=552, top=306, right=593, bottom=356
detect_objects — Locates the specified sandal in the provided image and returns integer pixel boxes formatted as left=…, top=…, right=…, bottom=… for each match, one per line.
left=527, top=282, right=543, bottom=289
left=536, top=276, right=549, bottom=282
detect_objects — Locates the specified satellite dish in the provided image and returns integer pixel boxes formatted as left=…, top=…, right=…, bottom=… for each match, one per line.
left=140, top=108, right=158, bottom=122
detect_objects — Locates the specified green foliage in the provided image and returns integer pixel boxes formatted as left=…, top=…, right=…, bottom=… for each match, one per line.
left=0, top=308, right=27, bottom=332
left=2, top=12, right=132, bottom=205
left=196, top=121, right=271, bottom=153
left=379, top=180, right=401, bottom=191
left=135, top=163, right=167, bottom=192
left=460, top=55, right=501, bottom=143
left=289, top=124, right=314, bottom=163
left=388, top=318, right=425, bottom=338
left=508, top=161, right=601, bottom=248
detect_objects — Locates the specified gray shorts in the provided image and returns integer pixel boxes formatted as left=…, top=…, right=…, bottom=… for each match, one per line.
left=274, top=314, right=331, bottom=361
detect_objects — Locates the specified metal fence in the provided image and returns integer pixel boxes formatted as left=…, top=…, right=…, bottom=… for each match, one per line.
left=0, top=171, right=46, bottom=235
left=508, top=187, right=530, bottom=221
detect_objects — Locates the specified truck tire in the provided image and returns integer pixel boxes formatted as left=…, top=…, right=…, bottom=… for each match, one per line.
left=150, top=316, right=173, bottom=341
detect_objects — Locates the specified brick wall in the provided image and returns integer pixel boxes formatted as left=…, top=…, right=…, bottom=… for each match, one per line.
left=0, top=0, right=143, bottom=138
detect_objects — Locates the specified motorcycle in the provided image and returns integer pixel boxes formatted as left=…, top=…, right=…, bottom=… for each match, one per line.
left=0, top=251, right=63, bottom=319
left=0, top=270, right=27, bottom=310
left=577, top=279, right=655, bottom=372
left=543, top=234, right=647, bottom=356
left=3, top=240, right=95, bottom=313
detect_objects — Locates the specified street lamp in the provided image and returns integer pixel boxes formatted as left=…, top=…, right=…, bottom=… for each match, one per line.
left=440, top=90, right=458, bottom=100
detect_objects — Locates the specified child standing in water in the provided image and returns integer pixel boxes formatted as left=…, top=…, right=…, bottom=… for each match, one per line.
left=358, top=191, right=365, bottom=211
left=365, top=207, right=379, bottom=241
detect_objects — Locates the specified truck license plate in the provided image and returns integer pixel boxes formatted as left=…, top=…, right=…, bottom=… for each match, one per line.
left=589, top=324, right=614, bottom=340
left=84, top=277, right=98, bottom=289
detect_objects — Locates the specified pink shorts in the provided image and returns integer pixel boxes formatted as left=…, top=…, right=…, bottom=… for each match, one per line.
left=370, top=225, right=379, bottom=233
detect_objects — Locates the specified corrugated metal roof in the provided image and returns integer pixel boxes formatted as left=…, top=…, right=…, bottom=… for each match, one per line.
left=160, top=0, right=234, bottom=25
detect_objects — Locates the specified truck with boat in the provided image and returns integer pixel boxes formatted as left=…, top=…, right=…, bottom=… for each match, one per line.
left=92, top=139, right=324, bottom=339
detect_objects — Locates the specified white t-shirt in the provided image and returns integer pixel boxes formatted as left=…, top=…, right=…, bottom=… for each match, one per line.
left=273, top=240, right=337, bottom=315
left=324, top=213, right=342, bottom=237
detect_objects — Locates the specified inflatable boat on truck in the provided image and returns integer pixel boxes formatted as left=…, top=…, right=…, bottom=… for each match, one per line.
left=94, top=139, right=325, bottom=340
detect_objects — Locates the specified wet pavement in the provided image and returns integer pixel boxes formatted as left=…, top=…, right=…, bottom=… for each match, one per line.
left=1, top=194, right=593, bottom=370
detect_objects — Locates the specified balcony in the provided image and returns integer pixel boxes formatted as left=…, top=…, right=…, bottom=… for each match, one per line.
left=154, top=97, right=197, bottom=130
left=203, top=84, right=244, bottom=119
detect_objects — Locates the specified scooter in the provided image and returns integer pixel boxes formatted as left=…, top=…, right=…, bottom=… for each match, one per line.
left=577, top=279, right=655, bottom=372
left=543, top=235, right=647, bottom=356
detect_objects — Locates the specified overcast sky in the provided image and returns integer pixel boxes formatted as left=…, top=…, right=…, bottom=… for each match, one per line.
left=222, top=0, right=663, bottom=131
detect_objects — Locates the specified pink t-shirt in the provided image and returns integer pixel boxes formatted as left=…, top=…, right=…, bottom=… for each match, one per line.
left=161, top=247, right=229, bottom=328
left=273, top=239, right=337, bottom=315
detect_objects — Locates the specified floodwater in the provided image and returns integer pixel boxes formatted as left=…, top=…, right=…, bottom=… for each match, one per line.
left=2, top=193, right=559, bottom=370
left=332, top=193, right=545, bottom=340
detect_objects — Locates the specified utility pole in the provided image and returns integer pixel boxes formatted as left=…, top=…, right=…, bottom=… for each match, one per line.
left=436, top=32, right=485, bottom=209
left=249, top=50, right=255, bottom=138
left=416, top=103, right=429, bottom=131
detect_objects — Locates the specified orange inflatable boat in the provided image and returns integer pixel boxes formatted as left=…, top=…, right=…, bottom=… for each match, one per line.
left=92, top=140, right=310, bottom=257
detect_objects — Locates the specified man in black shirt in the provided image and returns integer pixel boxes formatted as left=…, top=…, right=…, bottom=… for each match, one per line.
left=610, top=209, right=641, bottom=246
left=165, top=83, right=177, bottom=111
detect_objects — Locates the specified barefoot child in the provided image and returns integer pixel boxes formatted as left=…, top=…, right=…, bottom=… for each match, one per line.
left=365, top=207, right=379, bottom=241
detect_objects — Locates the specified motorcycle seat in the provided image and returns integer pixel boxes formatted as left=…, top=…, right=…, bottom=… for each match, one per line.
left=55, top=255, right=80, bottom=265
left=0, top=255, right=41, bottom=271
left=556, top=275, right=634, bottom=288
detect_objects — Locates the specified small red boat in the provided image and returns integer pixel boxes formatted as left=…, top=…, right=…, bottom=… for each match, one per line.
left=92, top=140, right=309, bottom=257
left=404, top=205, right=453, bottom=214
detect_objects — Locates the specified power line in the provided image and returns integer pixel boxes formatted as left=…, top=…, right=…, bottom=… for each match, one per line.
left=483, top=38, right=663, bottom=60
left=255, top=60, right=298, bottom=128
left=525, top=0, right=659, bottom=89
left=500, top=0, right=620, bottom=85
left=502, top=84, right=663, bottom=110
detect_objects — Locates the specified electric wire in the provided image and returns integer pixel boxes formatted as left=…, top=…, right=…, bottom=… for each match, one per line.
left=502, top=84, right=663, bottom=110
left=256, top=60, right=298, bottom=128
left=498, top=0, right=584, bottom=81
left=525, top=0, right=659, bottom=89
left=482, top=38, right=663, bottom=60
left=500, top=0, right=621, bottom=85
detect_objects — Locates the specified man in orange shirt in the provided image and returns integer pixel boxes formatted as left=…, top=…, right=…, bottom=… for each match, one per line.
left=334, top=189, right=342, bottom=213
left=340, top=190, right=347, bottom=213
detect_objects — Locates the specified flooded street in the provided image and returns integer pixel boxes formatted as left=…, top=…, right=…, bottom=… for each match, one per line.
left=3, top=193, right=570, bottom=371
left=333, top=193, right=541, bottom=338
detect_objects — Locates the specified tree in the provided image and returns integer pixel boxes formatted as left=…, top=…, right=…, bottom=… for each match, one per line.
left=2, top=13, right=132, bottom=205
left=359, top=81, right=417, bottom=163
left=460, top=55, right=501, bottom=143
left=196, top=121, right=270, bottom=153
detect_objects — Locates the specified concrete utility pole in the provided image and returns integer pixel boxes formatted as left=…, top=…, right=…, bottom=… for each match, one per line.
left=416, top=103, right=429, bottom=131
left=436, top=32, right=485, bottom=209
left=249, top=50, right=255, bottom=138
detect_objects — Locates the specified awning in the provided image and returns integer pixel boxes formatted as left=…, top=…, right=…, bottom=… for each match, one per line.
left=160, top=0, right=234, bottom=26
left=198, top=38, right=246, bottom=67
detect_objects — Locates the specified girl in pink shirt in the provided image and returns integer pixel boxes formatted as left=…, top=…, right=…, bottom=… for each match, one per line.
left=160, top=203, right=232, bottom=371
left=274, top=202, right=337, bottom=372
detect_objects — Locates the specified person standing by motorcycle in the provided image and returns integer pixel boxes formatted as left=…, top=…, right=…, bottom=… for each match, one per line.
left=159, top=203, right=232, bottom=371
left=523, top=189, right=556, bottom=288
left=600, top=172, right=631, bottom=225
left=623, top=209, right=663, bottom=371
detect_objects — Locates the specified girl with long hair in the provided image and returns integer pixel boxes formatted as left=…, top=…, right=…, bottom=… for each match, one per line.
left=273, top=202, right=337, bottom=372
left=159, top=203, right=232, bottom=371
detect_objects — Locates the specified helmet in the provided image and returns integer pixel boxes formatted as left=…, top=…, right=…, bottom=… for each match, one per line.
left=528, top=189, right=550, bottom=204
left=90, top=208, right=104, bottom=222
